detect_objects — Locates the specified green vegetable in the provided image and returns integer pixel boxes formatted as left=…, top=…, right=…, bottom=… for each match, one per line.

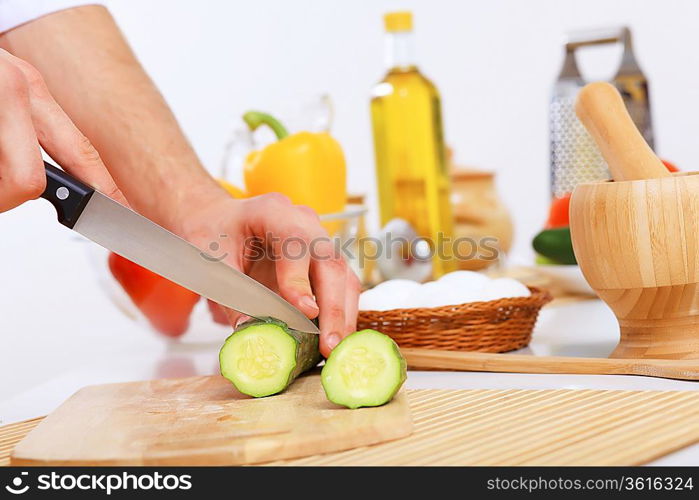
left=535, top=253, right=560, bottom=265
left=321, top=329, right=407, bottom=409
left=532, top=227, right=577, bottom=265
left=219, top=317, right=321, bottom=397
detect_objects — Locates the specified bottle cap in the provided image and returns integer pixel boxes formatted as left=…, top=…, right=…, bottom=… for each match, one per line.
left=384, top=11, right=413, bottom=32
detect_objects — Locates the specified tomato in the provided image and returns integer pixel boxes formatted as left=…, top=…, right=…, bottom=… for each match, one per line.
left=545, top=193, right=572, bottom=229
left=207, top=299, right=230, bottom=326
left=662, top=159, right=679, bottom=173
left=108, top=253, right=200, bottom=337
left=543, top=161, right=677, bottom=231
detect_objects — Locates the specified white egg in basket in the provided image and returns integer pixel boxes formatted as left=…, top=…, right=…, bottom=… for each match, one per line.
left=481, top=278, right=531, bottom=301
left=437, top=270, right=490, bottom=292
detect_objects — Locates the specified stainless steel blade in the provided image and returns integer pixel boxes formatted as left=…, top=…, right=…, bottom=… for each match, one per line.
left=73, top=192, right=319, bottom=334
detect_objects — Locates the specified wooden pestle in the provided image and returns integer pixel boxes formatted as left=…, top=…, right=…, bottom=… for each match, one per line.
left=575, top=82, right=669, bottom=181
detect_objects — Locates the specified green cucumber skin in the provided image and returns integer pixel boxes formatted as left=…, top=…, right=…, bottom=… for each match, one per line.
left=220, top=322, right=407, bottom=408
left=535, top=254, right=560, bottom=266
left=219, top=317, right=321, bottom=397
left=321, top=329, right=407, bottom=410
left=532, top=227, right=577, bottom=265
left=281, top=320, right=322, bottom=382
left=383, top=336, right=407, bottom=405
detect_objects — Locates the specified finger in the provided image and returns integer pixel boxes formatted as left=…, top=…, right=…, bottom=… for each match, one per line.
left=296, top=204, right=323, bottom=224
left=224, top=260, right=277, bottom=328
left=222, top=252, right=280, bottom=328
left=224, top=309, right=250, bottom=329
left=310, top=240, right=348, bottom=357
left=0, top=58, right=46, bottom=212
left=217, top=239, right=251, bottom=329
left=245, top=195, right=320, bottom=318
left=223, top=253, right=286, bottom=329
left=0, top=50, right=129, bottom=206
left=186, top=228, right=248, bottom=330
left=273, top=230, right=318, bottom=319
left=343, top=268, right=361, bottom=336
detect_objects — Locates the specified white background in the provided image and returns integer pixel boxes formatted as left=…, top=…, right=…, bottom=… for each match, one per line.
left=3, top=0, right=699, bottom=395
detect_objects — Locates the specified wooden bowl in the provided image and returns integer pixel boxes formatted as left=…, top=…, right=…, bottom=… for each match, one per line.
left=570, top=171, right=699, bottom=359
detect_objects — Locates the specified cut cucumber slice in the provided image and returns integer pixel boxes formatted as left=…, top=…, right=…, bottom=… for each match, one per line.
left=219, top=317, right=321, bottom=397
left=321, top=329, right=407, bottom=409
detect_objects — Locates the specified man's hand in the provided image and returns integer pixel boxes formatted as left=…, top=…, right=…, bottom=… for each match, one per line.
left=180, top=193, right=361, bottom=357
left=0, top=5, right=360, bottom=354
left=0, top=49, right=127, bottom=212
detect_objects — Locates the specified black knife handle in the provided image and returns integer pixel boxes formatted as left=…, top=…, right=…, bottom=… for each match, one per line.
left=41, top=162, right=95, bottom=228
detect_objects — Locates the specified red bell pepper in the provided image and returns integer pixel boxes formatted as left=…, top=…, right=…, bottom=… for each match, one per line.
left=108, top=253, right=200, bottom=337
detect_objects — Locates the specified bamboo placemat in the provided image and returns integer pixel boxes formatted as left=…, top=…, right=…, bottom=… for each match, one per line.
left=0, top=417, right=43, bottom=467
left=2, top=389, right=698, bottom=466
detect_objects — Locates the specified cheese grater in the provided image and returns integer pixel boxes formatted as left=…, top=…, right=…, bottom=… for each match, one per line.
left=550, top=26, right=653, bottom=198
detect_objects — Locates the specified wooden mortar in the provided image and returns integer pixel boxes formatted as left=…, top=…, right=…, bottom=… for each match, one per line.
left=570, top=82, right=699, bottom=359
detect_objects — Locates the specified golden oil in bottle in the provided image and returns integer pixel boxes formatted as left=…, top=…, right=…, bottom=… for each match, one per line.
left=370, top=11, right=455, bottom=277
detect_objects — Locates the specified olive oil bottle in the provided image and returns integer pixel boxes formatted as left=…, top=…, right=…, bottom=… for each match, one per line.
left=370, top=11, right=455, bottom=277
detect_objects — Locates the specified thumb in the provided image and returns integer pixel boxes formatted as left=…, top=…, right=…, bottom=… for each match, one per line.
left=220, top=252, right=255, bottom=329
left=190, top=231, right=248, bottom=330
left=224, top=310, right=250, bottom=329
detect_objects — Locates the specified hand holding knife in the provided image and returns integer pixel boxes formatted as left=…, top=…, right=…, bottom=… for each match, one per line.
left=41, top=161, right=320, bottom=335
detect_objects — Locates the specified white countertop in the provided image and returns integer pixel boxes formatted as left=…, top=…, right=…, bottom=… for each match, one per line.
left=1, top=261, right=697, bottom=464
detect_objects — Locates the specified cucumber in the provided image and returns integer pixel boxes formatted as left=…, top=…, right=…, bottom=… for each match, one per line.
left=535, top=253, right=561, bottom=266
left=532, top=227, right=577, bottom=265
left=219, top=317, right=321, bottom=397
left=321, top=329, right=407, bottom=409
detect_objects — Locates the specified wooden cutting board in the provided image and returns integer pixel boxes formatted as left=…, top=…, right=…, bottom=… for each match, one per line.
left=10, top=373, right=412, bottom=466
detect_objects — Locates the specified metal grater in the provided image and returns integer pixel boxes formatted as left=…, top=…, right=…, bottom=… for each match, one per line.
left=550, top=27, right=653, bottom=198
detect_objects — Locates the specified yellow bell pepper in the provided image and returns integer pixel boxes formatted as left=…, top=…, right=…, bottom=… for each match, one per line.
left=242, top=111, right=347, bottom=217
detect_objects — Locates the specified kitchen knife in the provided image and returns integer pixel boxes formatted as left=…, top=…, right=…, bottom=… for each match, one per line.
left=40, top=161, right=320, bottom=334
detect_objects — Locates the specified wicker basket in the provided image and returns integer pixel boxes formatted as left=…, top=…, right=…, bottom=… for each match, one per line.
left=357, top=287, right=552, bottom=353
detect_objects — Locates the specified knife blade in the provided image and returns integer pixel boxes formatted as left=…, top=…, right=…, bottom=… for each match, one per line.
left=40, top=161, right=319, bottom=334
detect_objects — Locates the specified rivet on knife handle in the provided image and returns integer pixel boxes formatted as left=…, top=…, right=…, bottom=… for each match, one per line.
left=41, top=161, right=95, bottom=229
